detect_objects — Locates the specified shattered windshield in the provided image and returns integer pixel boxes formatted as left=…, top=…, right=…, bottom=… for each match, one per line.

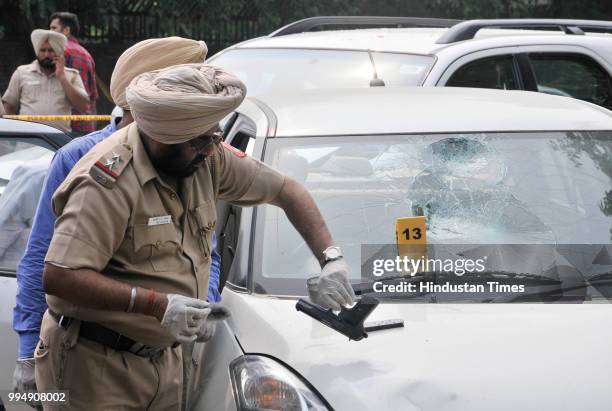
left=253, top=132, right=612, bottom=296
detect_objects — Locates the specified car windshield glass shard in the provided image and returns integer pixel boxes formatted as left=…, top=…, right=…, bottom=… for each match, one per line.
left=253, top=131, right=612, bottom=296
left=210, top=48, right=434, bottom=94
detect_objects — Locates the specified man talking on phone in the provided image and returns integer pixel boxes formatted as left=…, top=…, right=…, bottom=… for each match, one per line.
left=2, top=29, right=89, bottom=133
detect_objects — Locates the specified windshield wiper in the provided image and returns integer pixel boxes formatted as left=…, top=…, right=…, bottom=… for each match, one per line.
left=360, top=270, right=560, bottom=285
left=446, top=270, right=560, bottom=283
left=588, top=271, right=612, bottom=282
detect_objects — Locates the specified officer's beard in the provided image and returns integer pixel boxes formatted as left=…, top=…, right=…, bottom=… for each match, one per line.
left=38, top=57, right=55, bottom=69
left=180, top=153, right=206, bottom=177
left=154, top=151, right=206, bottom=179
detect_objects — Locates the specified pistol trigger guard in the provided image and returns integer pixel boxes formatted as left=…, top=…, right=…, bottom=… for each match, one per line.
left=296, top=296, right=380, bottom=341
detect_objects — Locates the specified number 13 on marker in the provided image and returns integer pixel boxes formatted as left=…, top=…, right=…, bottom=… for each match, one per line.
left=396, top=216, right=427, bottom=245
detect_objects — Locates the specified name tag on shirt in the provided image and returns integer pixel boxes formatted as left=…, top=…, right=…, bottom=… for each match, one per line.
left=148, top=215, right=172, bottom=226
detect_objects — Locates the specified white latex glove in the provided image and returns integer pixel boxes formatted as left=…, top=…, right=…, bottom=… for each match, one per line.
left=307, top=258, right=356, bottom=310
left=13, top=358, right=40, bottom=409
left=196, top=321, right=216, bottom=342
left=195, top=304, right=231, bottom=342
left=161, top=294, right=211, bottom=343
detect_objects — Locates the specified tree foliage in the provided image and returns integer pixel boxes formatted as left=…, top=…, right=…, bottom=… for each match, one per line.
left=2, top=0, right=610, bottom=40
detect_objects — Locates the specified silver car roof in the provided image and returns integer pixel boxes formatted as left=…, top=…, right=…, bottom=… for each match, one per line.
left=239, top=87, right=612, bottom=137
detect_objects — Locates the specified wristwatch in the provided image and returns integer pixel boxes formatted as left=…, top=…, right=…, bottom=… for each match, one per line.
left=320, top=246, right=343, bottom=266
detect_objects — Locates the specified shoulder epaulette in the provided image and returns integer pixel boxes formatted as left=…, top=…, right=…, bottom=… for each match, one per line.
left=89, top=143, right=133, bottom=188
left=222, top=142, right=247, bottom=158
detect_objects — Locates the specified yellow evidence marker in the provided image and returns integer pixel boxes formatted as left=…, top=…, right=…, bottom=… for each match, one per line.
left=395, top=216, right=428, bottom=276
left=396, top=216, right=427, bottom=245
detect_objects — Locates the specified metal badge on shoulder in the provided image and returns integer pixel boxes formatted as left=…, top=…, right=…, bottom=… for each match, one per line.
left=90, top=143, right=133, bottom=188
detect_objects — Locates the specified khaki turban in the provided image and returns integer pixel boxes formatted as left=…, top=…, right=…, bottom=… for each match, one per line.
left=31, top=29, right=67, bottom=55
left=126, top=63, right=246, bottom=144
left=111, top=37, right=208, bottom=109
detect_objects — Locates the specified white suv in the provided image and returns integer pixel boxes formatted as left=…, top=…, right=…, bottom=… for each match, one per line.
left=190, top=86, right=612, bottom=410
left=208, top=17, right=612, bottom=109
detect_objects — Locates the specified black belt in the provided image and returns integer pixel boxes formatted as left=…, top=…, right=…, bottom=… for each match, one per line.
left=48, top=309, right=168, bottom=358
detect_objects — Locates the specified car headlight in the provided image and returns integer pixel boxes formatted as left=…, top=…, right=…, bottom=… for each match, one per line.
left=230, top=355, right=330, bottom=411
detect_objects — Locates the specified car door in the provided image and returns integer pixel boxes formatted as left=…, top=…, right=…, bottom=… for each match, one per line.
left=215, top=114, right=257, bottom=293
left=0, top=124, right=68, bottom=391
left=444, top=53, right=523, bottom=90
left=435, top=47, right=525, bottom=90
left=521, top=52, right=612, bottom=110
left=437, top=45, right=612, bottom=109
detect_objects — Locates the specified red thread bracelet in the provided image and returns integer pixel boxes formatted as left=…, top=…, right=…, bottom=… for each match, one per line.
left=145, top=289, right=157, bottom=316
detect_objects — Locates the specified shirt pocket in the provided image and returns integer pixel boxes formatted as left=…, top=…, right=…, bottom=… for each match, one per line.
left=133, top=223, right=181, bottom=272
left=191, top=203, right=217, bottom=259
left=22, top=80, right=40, bottom=102
left=50, top=79, right=66, bottom=100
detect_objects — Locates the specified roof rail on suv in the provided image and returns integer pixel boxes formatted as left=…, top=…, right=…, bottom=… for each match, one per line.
left=270, top=16, right=462, bottom=37
left=436, top=19, right=612, bottom=44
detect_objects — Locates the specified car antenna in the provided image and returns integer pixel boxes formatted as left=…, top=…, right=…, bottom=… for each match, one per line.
left=367, top=49, right=385, bottom=87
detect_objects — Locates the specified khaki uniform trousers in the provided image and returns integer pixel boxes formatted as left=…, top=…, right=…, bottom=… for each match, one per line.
left=181, top=341, right=195, bottom=411
left=34, top=311, right=183, bottom=411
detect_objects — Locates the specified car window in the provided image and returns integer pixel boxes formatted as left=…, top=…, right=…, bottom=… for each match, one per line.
left=209, top=48, right=434, bottom=94
left=254, top=132, right=612, bottom=295
left=447, top=55, right=520, bottom=90
left=528, top=53, right=612, bottom=110
left=0, top=138, right=54, bottom=273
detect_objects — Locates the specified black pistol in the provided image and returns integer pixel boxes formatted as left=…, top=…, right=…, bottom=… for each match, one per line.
left=295, top=295, right=379, bottom=341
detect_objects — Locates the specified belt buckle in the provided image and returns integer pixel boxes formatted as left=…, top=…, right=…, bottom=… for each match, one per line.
left=127, top=342, right=145, bottom=355
left=57, top=315, right=72, bottom=329
left=143, top=346, right=164, bottom=359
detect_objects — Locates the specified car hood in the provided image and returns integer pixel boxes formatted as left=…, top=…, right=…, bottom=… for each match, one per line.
left=223, top=291, right=612, bottom=410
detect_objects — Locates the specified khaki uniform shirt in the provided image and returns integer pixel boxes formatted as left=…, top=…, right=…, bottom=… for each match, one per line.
left=45, top=123, right=285, bottom=347
left=1, top=61, right=86, bottom=133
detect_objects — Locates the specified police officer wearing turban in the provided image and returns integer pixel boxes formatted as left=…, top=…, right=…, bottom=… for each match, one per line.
left=12, top=37, right=215, bottom=410
left=2, top=29, right=89, bottom=132
left=36, top=63, right=355, bottom=409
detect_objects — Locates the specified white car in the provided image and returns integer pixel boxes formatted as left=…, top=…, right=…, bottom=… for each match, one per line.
left=1, top=88, right=611, bottom=410
left=208, top=17, right=612, bottom=110
left=0, top=121, right=69, bottom=394
left=188, top=87, right=612, bottom=410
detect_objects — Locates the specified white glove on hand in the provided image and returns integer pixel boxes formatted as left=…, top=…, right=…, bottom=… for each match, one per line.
left=195, top=304, right=232, bottom=342
left=161, top=294, right=211, bottom=344
left=196, top=321, right=216, bottom=342
left=307, top=258, right=356, bottom=310
left=13, top=358, right=40, bottom=409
